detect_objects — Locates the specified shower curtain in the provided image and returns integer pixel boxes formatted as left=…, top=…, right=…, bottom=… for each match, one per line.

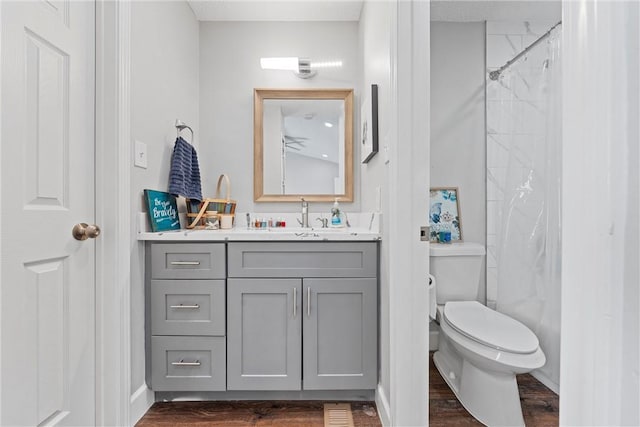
left=493, top=27, right=562, bottom=391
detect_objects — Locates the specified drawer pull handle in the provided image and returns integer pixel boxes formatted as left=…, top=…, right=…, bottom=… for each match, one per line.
left=170, top=261, right=201, bottom=266
left=171, top=359, right=201, bottom=367
left=293, top=287, right=297, bottom=318
left=170, top=304, right=200, bottom=309
left=307, top=287, right=311, bottom=318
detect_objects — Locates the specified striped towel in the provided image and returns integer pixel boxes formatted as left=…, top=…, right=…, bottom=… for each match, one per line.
left=168, top=137, right=203, bottom=202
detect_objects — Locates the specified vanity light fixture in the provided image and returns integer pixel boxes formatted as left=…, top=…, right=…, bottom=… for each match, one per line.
left=260, top=57, right=299, bottom=72
left=260, top=57, right=343, bottom=79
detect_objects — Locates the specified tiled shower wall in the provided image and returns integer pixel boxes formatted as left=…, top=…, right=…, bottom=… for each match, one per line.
left=485, top=22, right=555, bottom=308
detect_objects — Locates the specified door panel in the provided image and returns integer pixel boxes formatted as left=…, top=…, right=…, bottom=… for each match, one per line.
left=303, top=278, right=378, bottom=390
left=227, top=279, right=302, bottom=390
left=1, top=1, right=95, bottom=425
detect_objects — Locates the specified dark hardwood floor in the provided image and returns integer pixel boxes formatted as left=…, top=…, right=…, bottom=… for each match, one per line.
left=429, top=352, right=559, bottom=426
left=137, top=354, right=559, bottom=426
left=136, top=400, right=381, bottom=427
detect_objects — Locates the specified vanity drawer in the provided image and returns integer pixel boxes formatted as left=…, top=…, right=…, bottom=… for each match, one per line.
left=227, top=242, right=377, bottom=278
left=151, top=336, right=226, bottom=391
left=151, top=243, right=225, bottom=279
left=151, top=280, right=225, bottom=336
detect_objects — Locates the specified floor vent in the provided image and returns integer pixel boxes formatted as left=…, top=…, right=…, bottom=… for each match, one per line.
left=324, top=403, right=355, bottom=427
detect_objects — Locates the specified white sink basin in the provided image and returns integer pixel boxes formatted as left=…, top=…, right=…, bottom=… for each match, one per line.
left=247, top=227, right=349, bottom=233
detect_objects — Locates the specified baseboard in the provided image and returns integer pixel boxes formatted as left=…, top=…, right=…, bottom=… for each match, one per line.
left=531, top=370, right=560, bottom=395
left=375, top=384, right=391, bottom=427
left=130, top=384, right=155, bottom=426
left=156, top=389, right=374, bottom=401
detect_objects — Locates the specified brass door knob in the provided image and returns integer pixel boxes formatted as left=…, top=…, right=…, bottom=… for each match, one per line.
left=72, top=223, right=101, bottom=241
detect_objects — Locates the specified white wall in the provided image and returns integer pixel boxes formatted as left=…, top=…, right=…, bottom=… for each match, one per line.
left=430, top=22, right=486, bottom=302
left=129, top=0, right=199, bottom=406
left=198, top=21, right=359, bottom=213
left=561, top=1, right=639, bottom=425
left=358, top=1, right=393, bottom=418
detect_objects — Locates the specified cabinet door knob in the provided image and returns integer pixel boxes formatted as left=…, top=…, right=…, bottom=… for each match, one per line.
left=72, top=223, right=101, bottom=241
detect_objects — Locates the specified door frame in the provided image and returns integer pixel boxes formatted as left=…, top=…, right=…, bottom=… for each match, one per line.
left=386, top=0, right=430, bottom=425
left=95, top=1, right=132, bottom=425
left=92, top=1, right=432, bottom=425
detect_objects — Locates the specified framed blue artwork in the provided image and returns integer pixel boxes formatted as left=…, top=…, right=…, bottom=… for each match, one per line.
left=144, top=189, right=181, bottom=232
left=429, top=187, right=462, bottom=243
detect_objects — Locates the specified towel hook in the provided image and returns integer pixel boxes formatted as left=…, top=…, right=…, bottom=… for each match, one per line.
left=175, top=119, right=194, bottom=143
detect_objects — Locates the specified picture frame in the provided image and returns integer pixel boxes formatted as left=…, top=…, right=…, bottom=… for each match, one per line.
left=429, top=187, right=463, bottom=243
left=361, top=84, right=379, bottom=163
left=144, top=189, right=181, bottom=232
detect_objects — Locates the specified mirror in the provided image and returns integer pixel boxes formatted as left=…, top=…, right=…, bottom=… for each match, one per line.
left=254, top=88, right=353, bottom=202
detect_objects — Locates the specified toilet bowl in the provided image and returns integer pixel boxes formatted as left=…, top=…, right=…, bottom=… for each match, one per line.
left=429, top=243, right=546, bottom=426
left=433, top=302, right=545, bottom=426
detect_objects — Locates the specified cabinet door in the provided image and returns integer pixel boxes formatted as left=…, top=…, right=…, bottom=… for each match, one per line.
left=227, top=278, right=302, bottom=390
left=303, top=278, right=378, bottom=390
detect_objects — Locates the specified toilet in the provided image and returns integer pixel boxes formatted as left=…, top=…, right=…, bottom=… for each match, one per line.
left=430, top=242, right=545, bottom=427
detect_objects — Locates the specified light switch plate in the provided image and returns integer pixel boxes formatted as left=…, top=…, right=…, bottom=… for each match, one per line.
left=134, top=140, right=148, bottom=169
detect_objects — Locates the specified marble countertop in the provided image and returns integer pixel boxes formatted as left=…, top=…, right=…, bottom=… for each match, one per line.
left=137, top=212, right=381, bottom=242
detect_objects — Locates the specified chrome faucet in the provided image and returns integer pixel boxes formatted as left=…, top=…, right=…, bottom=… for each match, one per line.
left=316, top=217, right=329, bottom=228
left=298, top=198, right=309, bottom=228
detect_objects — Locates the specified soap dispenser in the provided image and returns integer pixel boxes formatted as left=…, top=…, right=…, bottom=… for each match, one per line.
left=331, top=198, right=344, bottom=228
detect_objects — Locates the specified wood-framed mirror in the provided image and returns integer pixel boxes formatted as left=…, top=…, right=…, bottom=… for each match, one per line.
left=254, top=88, right=354, bottom=202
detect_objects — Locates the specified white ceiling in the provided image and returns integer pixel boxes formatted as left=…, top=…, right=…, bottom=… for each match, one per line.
left=188, top=0, right=363, bottom=22
left=189, top=0, right=560, bottom=23
left=431, top=0, right=561, bottom=22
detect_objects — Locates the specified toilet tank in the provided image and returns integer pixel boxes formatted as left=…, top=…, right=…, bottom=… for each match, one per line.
left=430, top=242, right=485, bottom=304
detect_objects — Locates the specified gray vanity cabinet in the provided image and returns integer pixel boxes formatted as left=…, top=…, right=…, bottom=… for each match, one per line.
left=147, top=243, right=227, bottom=391
left=226, top=278, right=302, bottom=390
left=303, top=278, right=377, bottom=390
left=226, top=242, right=378, bottom=391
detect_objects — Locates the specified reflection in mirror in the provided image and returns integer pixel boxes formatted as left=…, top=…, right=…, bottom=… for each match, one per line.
left=254, top=89, right=353, bottom=202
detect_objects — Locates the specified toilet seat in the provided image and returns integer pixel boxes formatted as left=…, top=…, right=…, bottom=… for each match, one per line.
left=443, top=301, right=539, bottom=354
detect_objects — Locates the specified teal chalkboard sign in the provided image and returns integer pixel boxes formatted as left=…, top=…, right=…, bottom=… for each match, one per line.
left=144, top=189, right=181, bottom=232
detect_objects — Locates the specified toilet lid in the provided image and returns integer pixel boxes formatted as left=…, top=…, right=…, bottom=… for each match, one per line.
left=443, top=301, right=539, bottom=354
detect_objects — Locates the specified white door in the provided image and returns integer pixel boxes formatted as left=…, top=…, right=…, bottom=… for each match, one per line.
left=1, top=1, right=96, bottom=425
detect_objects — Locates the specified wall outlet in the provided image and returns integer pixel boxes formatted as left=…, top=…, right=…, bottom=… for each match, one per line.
left=134, top=140, right=148, bottom=169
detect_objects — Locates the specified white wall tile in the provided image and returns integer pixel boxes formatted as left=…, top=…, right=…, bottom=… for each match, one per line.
left=486, top=267, right=498, bottom=302
left=487, top=241, right=497, bottom=268
left=525, top=21, right=558, bottom=37
left=486, top=34, right=522, bottom=68
left=487, top=134, right=510, bottom=168
left=488, top=167, right=507, bottom=191
left=487, top=177, right=504, bottom=201
left=486, top=200, right=501, bottom=235
left=486, top=21, right=557, bottom=315
left=487, top=100, right=517, bottom=134
left=487, top=22, right=529, bottom=35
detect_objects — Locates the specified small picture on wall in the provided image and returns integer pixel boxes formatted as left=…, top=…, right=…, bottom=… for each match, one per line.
left=361, top=84, right=379, bottom=163
left=429, top=187, right=462, bottom=243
